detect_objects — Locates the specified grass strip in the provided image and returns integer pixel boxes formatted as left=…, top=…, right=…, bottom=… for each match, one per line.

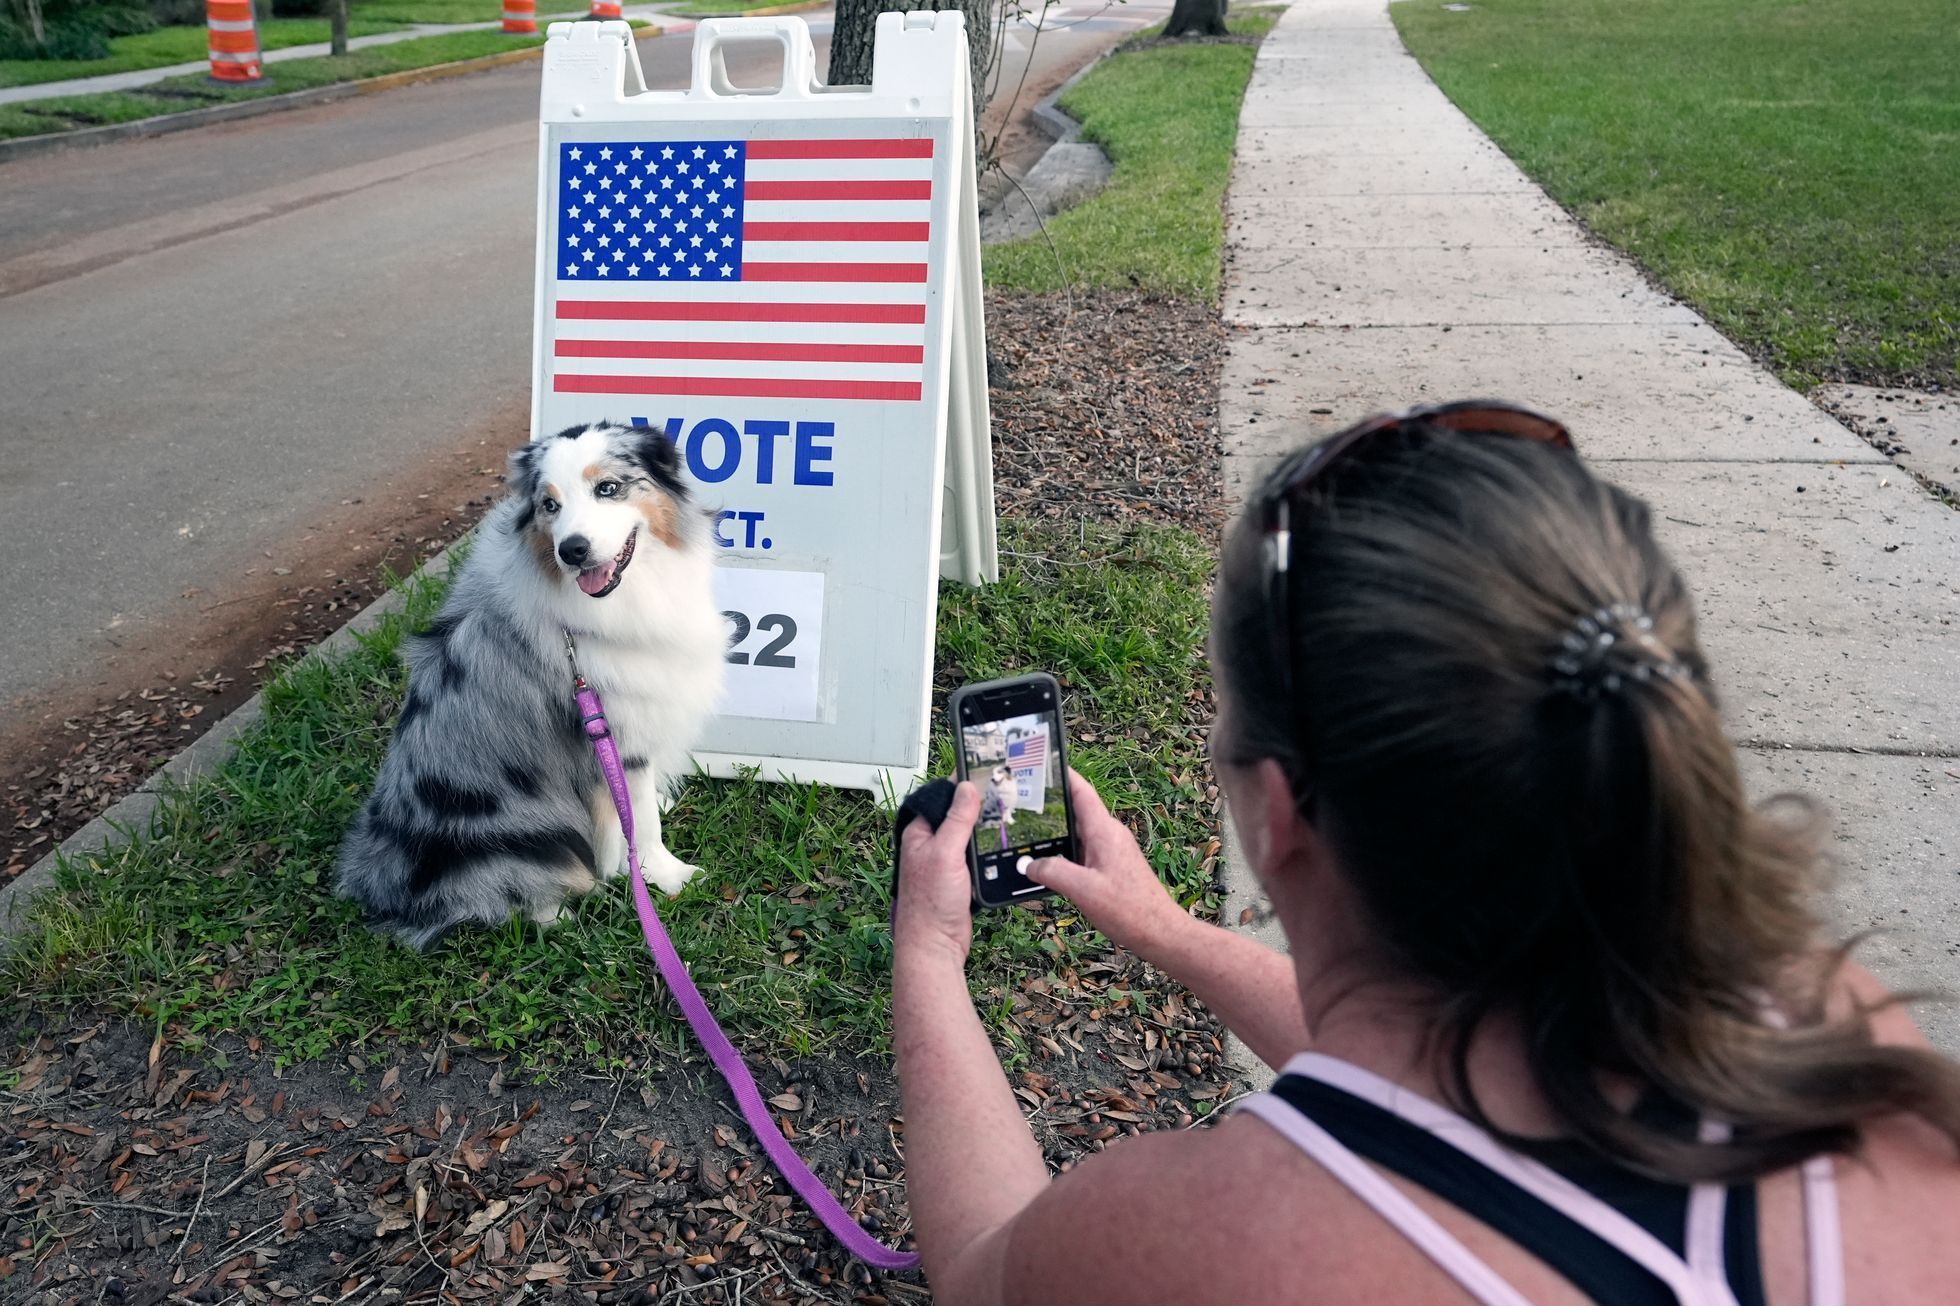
left=660, top=0, right=824, bottom=13
left=1392, top=0, right=1960, bottom=388
left=0, top=18, right=407, bottom=88
left=0, top=28, right=550, bottom=139
left=349, top=0, right=571, bottom=21
left=4, top=519, right=1219, bottom=1070
left=983, top=10, right=1278, bottom=300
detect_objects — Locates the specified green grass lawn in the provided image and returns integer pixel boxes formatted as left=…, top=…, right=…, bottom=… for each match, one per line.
left=662, top=0, right=824, bottom=14
left=0, top=28, right=548, bottom=139
left=984, top=8, right=1280, bottom=299
left=0, top=17, right=406, bottom=88
left=1393, top=0, right=1960, bottom=388
left=347, top=0, right=585, bottom=22
left=4, top=519, right=1219, bottom=1070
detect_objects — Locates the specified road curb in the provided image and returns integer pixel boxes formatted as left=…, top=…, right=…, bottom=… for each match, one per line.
left=0, top=25, right=669, bottom=165
left=0, top=548, right=458, bottom=939
left=1029, top=43, right=1106, bottom=142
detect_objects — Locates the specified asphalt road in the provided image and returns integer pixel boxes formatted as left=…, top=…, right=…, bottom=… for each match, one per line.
left=0, top=5, right=1159, bottom=723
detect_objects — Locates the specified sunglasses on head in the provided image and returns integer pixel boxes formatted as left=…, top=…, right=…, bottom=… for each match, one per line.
left=1258, top=400, right=1577, bottom=703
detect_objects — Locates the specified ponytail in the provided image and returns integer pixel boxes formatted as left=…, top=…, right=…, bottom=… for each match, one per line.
left=1215, top=424, right=1960, bottom=1182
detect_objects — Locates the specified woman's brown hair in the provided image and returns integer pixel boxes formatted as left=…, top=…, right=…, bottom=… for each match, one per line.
left=1214, top=421, right=1960, bottom=1182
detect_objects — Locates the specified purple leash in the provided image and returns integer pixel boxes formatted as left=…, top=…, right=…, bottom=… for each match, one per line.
left=566, top=634, right=920, bottom=1273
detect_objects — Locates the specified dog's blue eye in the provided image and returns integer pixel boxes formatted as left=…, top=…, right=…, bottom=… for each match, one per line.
left=542, top=499, right=559, bottom=514
left=596, top=480, right=621, bottom=498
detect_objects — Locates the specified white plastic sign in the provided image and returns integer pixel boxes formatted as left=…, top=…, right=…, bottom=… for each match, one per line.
left=1006, top=723, right=1048, bottom=810
left=530, top=13, right=996, bottom=795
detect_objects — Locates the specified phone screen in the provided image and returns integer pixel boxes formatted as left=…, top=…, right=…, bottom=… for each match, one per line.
left=959, top=703, right=1070, bottom=899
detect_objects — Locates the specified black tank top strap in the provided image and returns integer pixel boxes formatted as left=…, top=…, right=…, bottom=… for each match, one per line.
left=1267, top=1072, right=1766, bottom=1306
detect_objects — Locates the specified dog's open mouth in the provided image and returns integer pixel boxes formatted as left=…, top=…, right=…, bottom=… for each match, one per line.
left=576, top=529, right=637, bottom=598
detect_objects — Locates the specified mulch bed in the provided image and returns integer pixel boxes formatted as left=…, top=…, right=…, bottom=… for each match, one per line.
left=986, top=293, right=1227, bottom=537
left=3, top=954, right=1242, bottom=1306
left=3, top=287, right=1237, bottom=1305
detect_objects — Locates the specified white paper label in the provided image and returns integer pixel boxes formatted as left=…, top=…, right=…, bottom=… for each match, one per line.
left=714, top=568, right=825, bottom=722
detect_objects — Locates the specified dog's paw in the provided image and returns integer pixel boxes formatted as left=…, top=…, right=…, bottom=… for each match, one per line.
left=644, top=851, right=700, bottom=897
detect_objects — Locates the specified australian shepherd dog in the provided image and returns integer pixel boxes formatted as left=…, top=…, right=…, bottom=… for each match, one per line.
left=978, top=764, right=1017, bottom=852
left=336, top=421, right=725, bottom=950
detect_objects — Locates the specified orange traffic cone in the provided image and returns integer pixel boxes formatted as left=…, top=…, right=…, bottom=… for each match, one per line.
left=502, top=0, right=536, bottom=33
left=588, top=0, right=623, bottom=19
left=206, top=0, right=264, bottom=83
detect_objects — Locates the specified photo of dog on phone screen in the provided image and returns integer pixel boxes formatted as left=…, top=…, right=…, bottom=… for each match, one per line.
left=978, top=764, right=1018, bottom=851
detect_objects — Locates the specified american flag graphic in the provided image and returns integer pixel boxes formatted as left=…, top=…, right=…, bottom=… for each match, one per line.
left=1006, top=731, right=1048, bottom=771
left=550, top=136, right=935, bottom=404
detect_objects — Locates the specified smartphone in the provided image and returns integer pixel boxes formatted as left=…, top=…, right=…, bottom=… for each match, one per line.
left=948, top=672, right=1079, bottom=908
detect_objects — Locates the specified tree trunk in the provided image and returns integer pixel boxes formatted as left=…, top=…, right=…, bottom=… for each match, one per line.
left=330, top=0, right=348, bottom=57
left=827, top=0, right=994, bottom=122
left=1164, top=0, right=1228, bottom=39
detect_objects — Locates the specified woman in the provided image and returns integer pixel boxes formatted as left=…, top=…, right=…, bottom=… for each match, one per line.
left=890, top=404, right=1960, bottom=1305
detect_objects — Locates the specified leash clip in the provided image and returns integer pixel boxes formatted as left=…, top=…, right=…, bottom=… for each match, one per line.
left=562, top=629, right=587, bottom=689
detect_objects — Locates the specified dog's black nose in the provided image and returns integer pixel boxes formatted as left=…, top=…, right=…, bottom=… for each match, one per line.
left=557, top=535, right=591, bottom=567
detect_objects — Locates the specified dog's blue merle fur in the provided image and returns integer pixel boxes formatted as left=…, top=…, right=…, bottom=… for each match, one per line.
left=336, top=422, right=707, bottom=950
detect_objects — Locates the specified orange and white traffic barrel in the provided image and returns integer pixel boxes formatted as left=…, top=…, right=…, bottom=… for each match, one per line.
left=587, top=0, right=623, bottom=19
left=206, top=0, right=263, bottom=83
left=502, top=0, right=536, bottom=33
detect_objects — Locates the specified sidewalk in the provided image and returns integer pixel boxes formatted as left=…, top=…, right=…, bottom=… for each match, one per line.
left=1219, top=0, right=1960, bottom=1064
left=0, top=6, right=682, bottom=106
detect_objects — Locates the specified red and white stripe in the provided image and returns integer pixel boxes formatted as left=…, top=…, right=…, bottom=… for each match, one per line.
left=551, top=138, right=935, bottom=404
left=1008, top=733, right=1047, bottom=768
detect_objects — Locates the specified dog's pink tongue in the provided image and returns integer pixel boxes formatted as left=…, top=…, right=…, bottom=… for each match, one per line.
left=577, top=561, right=616, bottom=596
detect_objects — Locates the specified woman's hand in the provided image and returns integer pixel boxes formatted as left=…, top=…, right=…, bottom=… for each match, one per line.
left=894, top=781, right=983, bottom=970
left=1029, top=770, right=1192, bottom=961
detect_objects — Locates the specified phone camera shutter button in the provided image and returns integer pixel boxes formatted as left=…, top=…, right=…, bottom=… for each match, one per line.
left=1016, top=855, right=1033, bottom=875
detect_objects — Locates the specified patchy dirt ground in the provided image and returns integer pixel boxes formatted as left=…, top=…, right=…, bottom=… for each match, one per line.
left=1, top=288, right=1238, bottom=1304
left=2, top=950, right=1244, bottom=1305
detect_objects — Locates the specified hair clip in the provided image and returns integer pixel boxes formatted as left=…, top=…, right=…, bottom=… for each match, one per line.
left=1547, top=601, right=1688, bottom=702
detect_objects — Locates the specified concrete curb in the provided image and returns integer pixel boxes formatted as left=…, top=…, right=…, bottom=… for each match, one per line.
left=1028, top=43, right=1107, bottom=142
left=0, top=25, right=669, bottom=166
left=975, top=43, right=1115, bottom=243
left=0, top=548, right=457, bottom=938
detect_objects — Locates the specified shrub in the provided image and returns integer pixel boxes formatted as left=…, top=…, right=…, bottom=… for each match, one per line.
left=1, top=0, right=156, bottom=60
left=146, top=0, right=204, bottom=26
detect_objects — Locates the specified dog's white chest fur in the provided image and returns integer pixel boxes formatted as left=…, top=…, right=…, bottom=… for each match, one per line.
left=576, top=586, right=726, bottom=785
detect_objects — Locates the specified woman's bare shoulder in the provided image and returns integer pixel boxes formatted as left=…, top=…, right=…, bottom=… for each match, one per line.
left=993, top=1111, right=1406, bottom=1306
left=1828, top=958, right=1936, bottom=1050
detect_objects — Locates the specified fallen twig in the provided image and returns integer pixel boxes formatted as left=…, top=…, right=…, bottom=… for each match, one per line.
left=171, top=1153, right=213, bottom=1263
left=207, top=1140, right=290, bottom=1202
left=68, top=1199, right=195, bottom=1219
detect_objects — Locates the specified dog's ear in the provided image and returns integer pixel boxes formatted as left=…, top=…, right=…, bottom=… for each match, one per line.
left=507, top=439, right=546, bottom=499
left=628, top=424, right=689, bottom=501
